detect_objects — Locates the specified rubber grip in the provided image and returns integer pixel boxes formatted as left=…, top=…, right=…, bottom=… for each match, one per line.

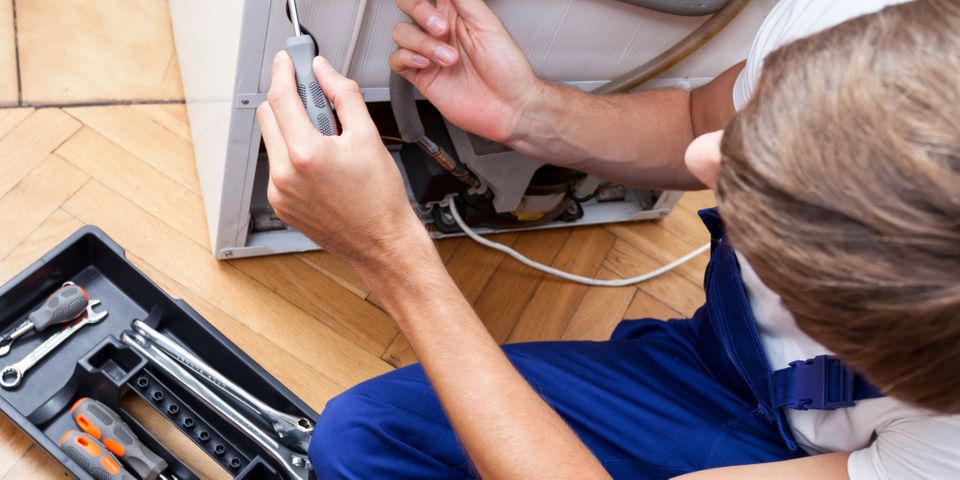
left=60, top=430, right=136, bottom=480
left=28, top=284, right=88, bottom=331
left=72, top=398, right=168, bottom=480
left=285, top=35, right=338, bottom=136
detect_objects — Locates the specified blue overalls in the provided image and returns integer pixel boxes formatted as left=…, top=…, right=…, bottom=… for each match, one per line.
left=308, top=209, right=881, bottom=479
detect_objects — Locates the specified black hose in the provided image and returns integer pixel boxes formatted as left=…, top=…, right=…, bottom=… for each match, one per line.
left=614, top=0, right=732, bottom=17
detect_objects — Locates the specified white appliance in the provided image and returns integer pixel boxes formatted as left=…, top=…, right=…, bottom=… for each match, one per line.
left=168, top=0, right=774, bottom=259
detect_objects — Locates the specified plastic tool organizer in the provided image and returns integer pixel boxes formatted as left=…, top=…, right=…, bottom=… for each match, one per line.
left=0, top=227, right=317, bottom=480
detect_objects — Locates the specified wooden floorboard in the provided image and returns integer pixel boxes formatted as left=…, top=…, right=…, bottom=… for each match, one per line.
left=0, top=2, right=719, bottom=475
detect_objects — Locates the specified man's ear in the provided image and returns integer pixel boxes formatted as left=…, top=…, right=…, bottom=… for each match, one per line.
left=684, top=130, right=725, bottom=190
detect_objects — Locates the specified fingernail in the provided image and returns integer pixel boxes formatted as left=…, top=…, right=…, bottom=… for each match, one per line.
left=274, top=51, right=285, bottom=63
left=436, top=46, right=456, bottom=65
left=426, top=15, right=446, bottom=35
left=412, top=54, right=430, bottom=68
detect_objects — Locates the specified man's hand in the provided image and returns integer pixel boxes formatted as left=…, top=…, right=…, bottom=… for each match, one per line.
left=390, top=0, right=541, bottom=144
left=257, top=51, right=429, bottom=268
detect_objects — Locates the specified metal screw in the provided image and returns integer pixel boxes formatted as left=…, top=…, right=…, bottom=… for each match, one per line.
left=240, top=99, right=250, bottom=105
left=223, top=250, right=234, bottom=258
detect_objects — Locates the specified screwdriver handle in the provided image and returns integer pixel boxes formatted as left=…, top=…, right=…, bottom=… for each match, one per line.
left=285, top=35, right=338, bottom=136
left=28, top=284, right=89, bottom=331
left=72, top=398, right=169, bottom=480
left=59, top=430, right=137, bottom=480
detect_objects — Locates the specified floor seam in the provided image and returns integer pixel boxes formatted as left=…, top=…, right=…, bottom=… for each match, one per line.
left=0, top=99, right=186, bottom=110
left=11, top=0, right=22, bottom=106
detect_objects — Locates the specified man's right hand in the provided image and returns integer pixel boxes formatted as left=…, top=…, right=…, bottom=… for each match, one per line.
left=390, top=0, right=542, bottom=144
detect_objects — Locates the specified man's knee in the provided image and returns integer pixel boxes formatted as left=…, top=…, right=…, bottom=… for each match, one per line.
left=309, top=385, right=382, bottom=477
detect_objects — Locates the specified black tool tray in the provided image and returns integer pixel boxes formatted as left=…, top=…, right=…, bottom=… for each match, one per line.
left=0, top=227, right=318, bottom=479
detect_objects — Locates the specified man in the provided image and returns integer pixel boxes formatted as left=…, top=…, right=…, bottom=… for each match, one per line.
left=256, top=0, right=959, bottom=478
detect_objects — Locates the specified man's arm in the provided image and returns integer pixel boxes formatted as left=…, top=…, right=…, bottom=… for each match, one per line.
left=675, top=452, right=850, bottom=480
left=510, top=61, right=744, bottom=190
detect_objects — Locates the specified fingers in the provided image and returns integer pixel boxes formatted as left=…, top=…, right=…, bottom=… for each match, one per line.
left=312, top=56, right=376, bottom=137
left=392, top=22, right=459, bottom=67
left=389, top=48, right=431, bottom=75
left=396, top=0, right=447, bottom=35
left=448, top=0, right=502, bottom=25
left=266, top=51, right=318, bottom=147
left=255, top=102, right=295, bottom=182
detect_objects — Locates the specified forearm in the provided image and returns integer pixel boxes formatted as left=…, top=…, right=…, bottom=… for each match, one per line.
left=356, top=230, right=609, bottom=479
left=509, top=81, right=699, bottom=189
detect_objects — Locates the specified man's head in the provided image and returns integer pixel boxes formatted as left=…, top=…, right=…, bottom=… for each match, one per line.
left=713, top=0, right=960, bottom=412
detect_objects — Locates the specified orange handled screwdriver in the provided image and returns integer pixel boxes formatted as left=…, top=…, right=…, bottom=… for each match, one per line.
left=59, top=430, right=136, bottom=480
left=0, top=282, right=89, bottom=356
left=71, top=398, right=177, bottom=480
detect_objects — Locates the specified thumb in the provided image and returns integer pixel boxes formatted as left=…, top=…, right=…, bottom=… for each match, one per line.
left=312, top=56, right=375, bottom=136
left=447, top=0, right=503, bottom=26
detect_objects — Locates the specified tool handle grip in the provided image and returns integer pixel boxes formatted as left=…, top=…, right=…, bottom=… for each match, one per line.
left=28, top=284, right=88, bottom=331
left=72, top=398, right=168, bottom=480
left=60, top=430, right=137, bottom=480
left=285, top=35, right=338, bottom=136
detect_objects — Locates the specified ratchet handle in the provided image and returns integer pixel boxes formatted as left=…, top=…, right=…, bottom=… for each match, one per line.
left=285, top=35, right=338, bottom=136
left=28, top=284, right=88, bottom=331
left=59, top=430, right=137, bottom=480
left=72, top=397, right=168, bottom=480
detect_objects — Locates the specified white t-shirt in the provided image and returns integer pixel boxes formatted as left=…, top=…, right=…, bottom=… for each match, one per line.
left=732, top=1, right=960, bottom=479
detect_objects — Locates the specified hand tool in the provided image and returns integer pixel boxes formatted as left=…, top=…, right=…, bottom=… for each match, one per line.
left=0, top=282, right=89, bottom=356
left=121, top=331, right=312, bottom=480
left=59, top=430, right=137, bottom=480
left=71, top=397, right=178, bottom=480
left=0, top=300, right=107, bottom=389
left=130, top=319, right=313, bottom=453
left=286, top=0, right=338, bottom=136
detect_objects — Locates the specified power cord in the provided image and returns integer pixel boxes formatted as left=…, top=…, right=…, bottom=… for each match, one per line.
left=446, top=199, right=710, bottom=287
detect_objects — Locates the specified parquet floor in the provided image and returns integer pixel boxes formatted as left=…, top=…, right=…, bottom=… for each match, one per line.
left=0, top=1, right=714, bottom=477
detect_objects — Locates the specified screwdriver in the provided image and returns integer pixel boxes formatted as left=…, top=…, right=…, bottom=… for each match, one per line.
left=59, top=430, right=136, bottom=480
left=71, top=398, right=177, bottom=480
left=286, top=0, right=338, bottom=136
left=0, top=282, right=89, bottom=356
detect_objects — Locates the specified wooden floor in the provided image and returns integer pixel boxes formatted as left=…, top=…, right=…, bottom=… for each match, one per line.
left=0, top=1, right=714, bottom=477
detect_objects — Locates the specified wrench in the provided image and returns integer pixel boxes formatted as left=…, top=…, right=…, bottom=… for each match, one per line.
left=0, top=282, right=89, bottom=356
left=1, top=300, right=108, bottom=389
left=130, top=320, right=313, bottom=453
left=121, top=332, right=312, bottom=480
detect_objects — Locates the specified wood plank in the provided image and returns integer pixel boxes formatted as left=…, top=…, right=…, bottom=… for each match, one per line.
left=0, top=108, right=81, bottom=198
left=623, top=289, right=684, bottom=320
left=121, top=395, right=231, bottom=480
left=0, top=444, right=69, bottom=480
left=380, top=233, right=519, bottom=367
left=560, top=268, right=637, bottom=341
left=474, top=228, right=570, bottom=343
left=602, top=238, right=706, bottom=317
left=0, top=108, right=33, bottom=138
left=604, top=222, right=709, bottom=285
left=294, top=251, right=369, bottom=299
left=0, top=417, right=36, bottom=479
left=0, top=154, right=88, bottom=258
left=0, top=0, right=16, bottom=105
left=63, top=106, right=199, bottom=193
left=230, top=254, right=399, bottom=357
left=56, top=126, right=209, bottom=248
left=507, top=226, right=616, bottom=343
left=0, top=209, right=84, bottom=285
left=17, top=0, right=183, bottom=103
left=61, top=180, right=393, bottom=387
left=131, top=103, right=192, bottom=143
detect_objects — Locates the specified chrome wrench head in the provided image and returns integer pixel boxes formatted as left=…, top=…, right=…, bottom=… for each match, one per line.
left=0, top=300, right=107, bottom=389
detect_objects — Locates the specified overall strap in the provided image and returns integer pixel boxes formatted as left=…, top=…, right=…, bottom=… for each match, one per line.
left=771, top=355, right=884, bottom=410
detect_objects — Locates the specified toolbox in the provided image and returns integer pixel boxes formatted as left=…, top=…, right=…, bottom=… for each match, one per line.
left=0, top=226, right=318, bottom=479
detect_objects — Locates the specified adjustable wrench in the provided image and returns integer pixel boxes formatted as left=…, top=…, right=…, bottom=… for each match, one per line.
left=130, top=320, right=313, bottom=453
left=121, top=332, right=312, bottom=480
left=1, top=300, right=108, bottom=389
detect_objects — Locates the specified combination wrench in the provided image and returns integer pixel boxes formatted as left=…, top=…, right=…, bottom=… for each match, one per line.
left=129, top=320, right=313, bottom=453
left=121, top=331, right=312, bottom=480
left=1, top=300, right=108, bottom=389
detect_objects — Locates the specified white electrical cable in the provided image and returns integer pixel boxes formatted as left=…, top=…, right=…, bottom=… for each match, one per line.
left=447, top=200, right=711, bottom=287
left=341, top=0, right=370, bottom=75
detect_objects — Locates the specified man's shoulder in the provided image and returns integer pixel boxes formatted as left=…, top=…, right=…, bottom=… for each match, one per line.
left=733, top=0, right=914, bottom=111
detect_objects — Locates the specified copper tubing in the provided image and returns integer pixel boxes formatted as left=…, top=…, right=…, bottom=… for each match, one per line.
left=594, top=0, right=751, bottom=94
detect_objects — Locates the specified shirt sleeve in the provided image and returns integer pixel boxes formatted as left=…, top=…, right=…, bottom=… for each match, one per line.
left=847, top=415, right=960, bottom=480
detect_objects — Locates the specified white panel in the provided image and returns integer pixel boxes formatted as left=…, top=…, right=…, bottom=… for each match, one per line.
left=258, top=0, right=775, bottom=92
